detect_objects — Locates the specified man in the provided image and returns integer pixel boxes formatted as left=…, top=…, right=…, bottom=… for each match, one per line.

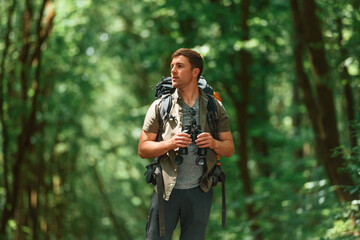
left=138, top=48, right=234, bottom=240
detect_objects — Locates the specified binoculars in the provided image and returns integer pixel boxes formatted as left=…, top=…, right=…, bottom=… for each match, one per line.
left=175, top=119, right=207, bottom=166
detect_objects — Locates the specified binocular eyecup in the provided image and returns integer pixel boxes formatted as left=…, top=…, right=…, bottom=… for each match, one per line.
left=175, top=122, right=207, bottom=166
left=196, top=148, right=207, bottom=166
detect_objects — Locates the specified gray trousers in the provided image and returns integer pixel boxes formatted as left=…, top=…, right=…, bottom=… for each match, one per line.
left=145, top=186, right=213, bottom=240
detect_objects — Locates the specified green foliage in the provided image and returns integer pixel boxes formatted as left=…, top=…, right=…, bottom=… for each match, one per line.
left=0, top=0, right=359, bottom=239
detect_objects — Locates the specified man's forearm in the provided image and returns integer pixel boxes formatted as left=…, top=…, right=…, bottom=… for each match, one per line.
left=139, top=131, right=192, bottom=159
left=195, top=131, right=234, bottom=158
left=213, top=139, right=234, bottom=157
left=138, top=140, right=172, bottom=159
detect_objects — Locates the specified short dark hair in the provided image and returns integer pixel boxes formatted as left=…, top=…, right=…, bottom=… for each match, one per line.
left=172, top=48, right=203, bottom=80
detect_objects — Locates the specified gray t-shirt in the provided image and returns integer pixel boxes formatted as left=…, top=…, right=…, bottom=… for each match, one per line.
left=174, top=96, right=204, bottom=189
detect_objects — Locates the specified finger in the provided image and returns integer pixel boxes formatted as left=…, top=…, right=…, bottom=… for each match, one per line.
left=180, top=136, right=192, bottom=142
left=196, top=139, right=209, bottom=146
left=176, top=137, right=191, bottom=145
left=178, top=143, right=190, bottom=148
left=175, top=136, right=191, bottom=143
left=175, top=140, right=188, bottom=147
left=196, top=137, right=213, bottom=148
left=197, top=143, right=210, bottom=148
left=178, top=133, right=191, bottom=138
left=196, top=132, right=205, bottom=137
left=196, top=132, right=208, bottom=139
left=195, top=136, right=210, bottom=144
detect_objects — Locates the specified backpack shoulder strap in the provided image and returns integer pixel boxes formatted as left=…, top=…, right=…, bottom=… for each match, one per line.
left=206, top=95, right=219, bottom=140
left=157, top=76, right=219, bottom=140
left=159, top=94, right=172, bottom=124
left=156, top=94, right=172, bottom=141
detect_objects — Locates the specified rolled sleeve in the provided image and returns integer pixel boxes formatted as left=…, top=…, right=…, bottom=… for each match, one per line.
left=142, top=100, right=161, bottom=134
left=216, top=101, right=230, bottom=133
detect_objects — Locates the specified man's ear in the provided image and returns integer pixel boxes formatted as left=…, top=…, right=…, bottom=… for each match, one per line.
left=193, top=68, right=200, bottom=79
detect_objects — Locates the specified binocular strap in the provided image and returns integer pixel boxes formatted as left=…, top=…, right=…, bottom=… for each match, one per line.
left=221, top=179, right=226, bottom=227
left=155, top=169, right=166, bottom=238
left=211, top=164, right=226, bottom=228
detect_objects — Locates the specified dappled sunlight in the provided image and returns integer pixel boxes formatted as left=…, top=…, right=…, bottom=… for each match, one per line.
left=0, top=0, right=359, bottom=239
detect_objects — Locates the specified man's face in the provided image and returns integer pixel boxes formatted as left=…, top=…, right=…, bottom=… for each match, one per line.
left=171, top=55, right=198, bottom=89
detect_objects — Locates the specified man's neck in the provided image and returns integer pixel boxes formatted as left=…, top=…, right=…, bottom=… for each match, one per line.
left=178, top=84, right=199, bottom=107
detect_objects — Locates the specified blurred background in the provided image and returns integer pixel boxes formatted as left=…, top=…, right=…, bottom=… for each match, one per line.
left=0, top=0, right=359, bottom=239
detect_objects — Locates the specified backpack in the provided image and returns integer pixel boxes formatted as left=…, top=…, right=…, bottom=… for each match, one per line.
left=144, top=76, right=227, bottom=232
left=154, top=76, right=219, bottom=139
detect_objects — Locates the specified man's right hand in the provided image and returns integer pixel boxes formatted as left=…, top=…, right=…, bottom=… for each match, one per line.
left=167, top=132, right=192, bottom=150
left=138, top=130, right=191, bottom=159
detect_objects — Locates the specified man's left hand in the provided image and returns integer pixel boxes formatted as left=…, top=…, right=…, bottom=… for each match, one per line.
left=195, top=132, right=216, bottom=149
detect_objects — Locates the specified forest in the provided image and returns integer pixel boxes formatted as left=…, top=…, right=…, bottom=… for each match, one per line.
left=0, top=0, right=359, bottom=239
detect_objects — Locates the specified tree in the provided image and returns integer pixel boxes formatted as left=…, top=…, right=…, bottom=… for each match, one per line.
left=291, top=0, right=356, bottom=202
left=0, top=0, right=55, bottom=236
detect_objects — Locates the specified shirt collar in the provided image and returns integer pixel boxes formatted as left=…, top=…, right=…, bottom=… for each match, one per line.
left=173, top=88, right=209, bottom=102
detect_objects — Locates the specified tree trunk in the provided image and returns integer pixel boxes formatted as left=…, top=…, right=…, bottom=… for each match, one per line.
left=235, top=0, right=262, bottom=238
left=0, top=0, right=55, bottom=235
left=222, top=0, right=263, bottom=238
left=208, top=0, right=261, bottom=236
left=29, top=141, right=45, bottom=240
left=14, top=193, right=26, bottom=240
left=290, top=0, right=324, bottom=166
left=19, top=0, right=33, bottom=103
left=0, top=1, right=16, bottom=225
left=299, top=0, right=355, bottom=202
left=335, top=17, right=358, bottom=151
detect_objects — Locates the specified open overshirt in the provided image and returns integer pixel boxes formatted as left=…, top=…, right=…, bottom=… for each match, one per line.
left=142, top=88, right=230, bottom=200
